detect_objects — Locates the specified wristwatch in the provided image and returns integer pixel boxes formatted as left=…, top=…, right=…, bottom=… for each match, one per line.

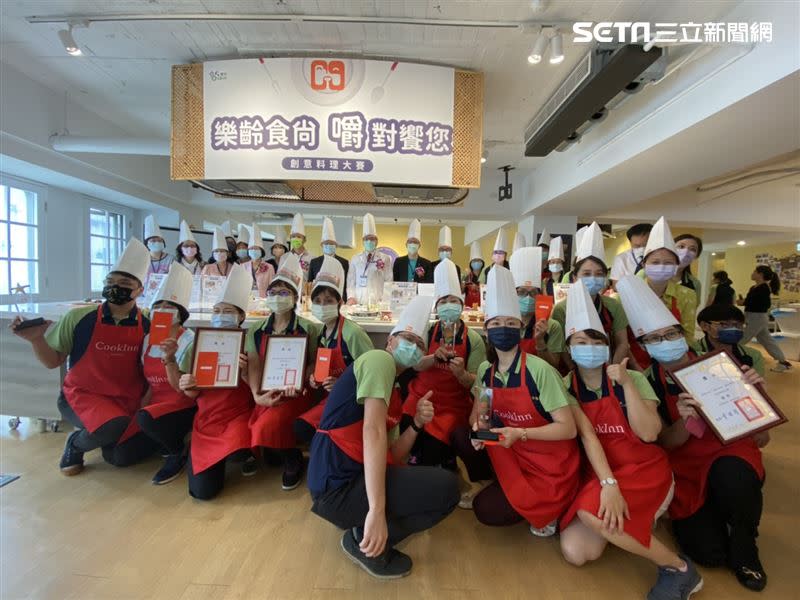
left=600, top=477, right=618, bottom=487
left=411, top=420, right=424, bottom=433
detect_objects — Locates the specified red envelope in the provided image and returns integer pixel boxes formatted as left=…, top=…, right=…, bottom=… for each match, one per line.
left=195, top=352, right=219, bottom=386
left=149, top=310, right=173, bottom=345
left=535, top=295, right=554, bottom=322
left=314, top=348, right=333, bottom=383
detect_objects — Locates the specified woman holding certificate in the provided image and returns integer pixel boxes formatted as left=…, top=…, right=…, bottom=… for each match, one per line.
left=177, top=263, right=253, bottom=500
left=295, top=256, right=373, bottom=443
left=451, top=265, right=579, bottom=537
left=247, top=253, right=320, bottom=491
left=401, top=259, right=486, bottom=469
left=559, top=280, right=702, bottom=600
left=617, top=276, right=770, bottom=592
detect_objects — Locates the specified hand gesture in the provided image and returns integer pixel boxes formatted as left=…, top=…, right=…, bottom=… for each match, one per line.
left=308, top=372, right=320, bottom=389
left=740, top=365, right=765, bottom=387
left=160, top=337, right=178, bottom=360
left=676, top=392, right=701, bottom=421
left=598, top=484, right=629, bottom=533
left=255, top=389, right=285, bottom=407
left=533, top=318, right=548, bottom=340
left=361, top=509, right=388, bottom=558
left=10, top=316, right=52, bottom=341
left=322, top=376, right=337, bottom=392
left=448, top=356, right=466, bottom=378
left=434, top=346, right=454, bottom=363
left=606, top=358, right=631, bottom=386
left=179, top=374, right=197, bottom=391
left=414, top=391, right=435, bottom=428
left=470, top=421, right=485, bottom=451
left=489, top=427, right=520, bottom=448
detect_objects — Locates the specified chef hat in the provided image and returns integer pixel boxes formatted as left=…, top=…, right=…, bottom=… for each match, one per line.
left=643, top=216, right=677, bottom=259
left=510, top=247, right=542, bottom=289
left=272, top=252, right=303, bottom=295
left=237, top=223, right=251, bottom=246
left=493, top=228, right=508, bottom=253
left=407, top=219, right=421, bottom=242
left=485, top=265, right=521, bottom=321
left=220, top=220, right=233, bottom=239
left=144, top=215, right=162, bottom=242
left=272, top=226, right=288, bottom=249
left=391, top=295, right=434, bottom=347
left=152, top=262, right=192, bottom=310
left=470, top=241, right=483, bottom=261
left=212, top=227, right=227, bottom=252
left=616, top=274, right=679, bottom=337
left=250, top=223, right=264, bottom=249
left=218, top=263, right=251, bottom=313
left=321, top=217, right=337, bottom=243
left=111, top=237, right=150, bottom=285
left=178, top=220, right=196, bottom=245
left=549, top=236, right=564, bottom=261
left=512, top=232, right=526, bottom=254
left=537, top=228, right=551, bottom=247
left=565, top=278, right=605, bottom=339
left=291, top=214, right=306, bottom=237
left=438, top=225, right=453, bottom=249
left=576, top=221, right=606, bottom=265
left=362, top=213, right=377, bottom=238
left=433, top=259, right=462, bottom=302
left=312, top=255, right=345, bottom=298
left=574, top=226, right=588, bottom=252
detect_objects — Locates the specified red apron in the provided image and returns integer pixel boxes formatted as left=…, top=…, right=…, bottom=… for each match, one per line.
left=656, top=366, right=764, bottom=520
left=297, top=317, right=348, bottom=430
left=403, top=321, right=472, bottom=444
left=249, top=325, right=314, bottom=448
left=464, top=277, right=481, bottom=309
left=317, top=388, right=404, bottom=465
left=560, top=371, right=673, bottom=547
left=519, top=319, right=540, bottom=357
left=629, top=296, right=681, bottom=370
left=486, top=353, right=580, bottom=528
left=62, top=306, right=146, bottom=444
left=191, top=379, right=254, bottom=474
left=139, top=329, right=196, bottom=419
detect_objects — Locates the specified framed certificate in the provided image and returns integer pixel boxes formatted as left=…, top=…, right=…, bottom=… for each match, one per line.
left=260, top=335, right=308, bottom=392
left=668, top=349, right=787, bottom=444
left=190, top=327, right=245, bottom=389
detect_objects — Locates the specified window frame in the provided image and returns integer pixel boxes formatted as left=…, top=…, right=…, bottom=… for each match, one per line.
left=87, top=201, right=133, bottom=295
left=0, top=175, right=45, bottom=304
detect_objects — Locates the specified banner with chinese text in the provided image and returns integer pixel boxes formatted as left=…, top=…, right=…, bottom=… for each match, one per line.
left=203, top=58, right=455, bottom=186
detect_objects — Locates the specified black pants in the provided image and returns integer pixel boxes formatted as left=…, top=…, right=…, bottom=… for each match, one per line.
left=293, top=418, right=316, bottom=445
left=671, top=456, right=764, bottom=569
left=311, top=466, right=459, bottom=547
left=136, top=406, right=197, bottom=455
left=58, top=393, right=159, bottom=467
left=399, top=415, right=456, bottom=469
left=187, top=449, right=251, bottom=501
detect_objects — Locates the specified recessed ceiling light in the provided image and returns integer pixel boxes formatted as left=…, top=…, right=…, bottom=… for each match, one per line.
left=58, top=26, right=82, bottom=56
left=737, top=240, right=746, bottom=246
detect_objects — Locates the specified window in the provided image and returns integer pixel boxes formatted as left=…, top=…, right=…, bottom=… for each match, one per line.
left=89, top=207, right=126, bottom=292
left=0, top=184, right=39, bottom=295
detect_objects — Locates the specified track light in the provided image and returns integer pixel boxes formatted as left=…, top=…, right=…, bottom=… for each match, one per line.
left=58, top=25, right=82, bottom=55
left=527, top=31, right=549, bottom=64
left=549, top=32, right=564, bottom=64
left=481, top=149, right=488, bottom=164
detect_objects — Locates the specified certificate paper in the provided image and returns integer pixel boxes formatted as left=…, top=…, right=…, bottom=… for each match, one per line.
left=669, top=349, right=787, bottom=444
left=190, top=328, right=245, bottom=389
left=261, top=335, right=308, bottom=392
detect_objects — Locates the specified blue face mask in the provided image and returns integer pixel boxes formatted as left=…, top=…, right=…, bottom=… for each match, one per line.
left=487, top=326, right=521, bottom=351
left=717, top=327, right=744, bottom=345
left=439, top=250, right=452, bottom=261
left=406, top=243, right=420, bottom=255
left=148, top=241, right=165, bottom=254
left=322, top=244, right=337, bottom=256
left=393, top=338, right=423, bottom=369
left=247, top=249, right=261, bottom=260
left=548, top=263, right=563, bottom=273
left=645, top=337, right=688, bottom=364
left=518, top=296, right=536, bottom=314
left=471, top=261, right=483, bottom=272
left=211, top=313, right=239, bottom=329
left=437, top=302, right=462, bottom=324
left=581, top=276, right=606, bottom=296
left=364, top=240, right=377, bottom=253
left=570, top=345, right=609, bottom=369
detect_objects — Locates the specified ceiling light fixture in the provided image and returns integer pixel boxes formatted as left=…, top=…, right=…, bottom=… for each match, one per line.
left=737, top=240, right=746, bottom=246
left=58, top=24, right=82, bottom=55
left=549, top=31, right=564, bottom=64
left=711, top=252, right=717, bottom=256
left=527, top=30, right=549, bottom=64
left=481, top=149, right=488, bottom=164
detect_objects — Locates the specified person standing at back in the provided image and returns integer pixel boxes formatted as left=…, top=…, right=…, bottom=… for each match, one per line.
left=431, top=225, right=461, bottom=281
left=462, top=241, right=484, bottom=309
left=144, top=215, right=174, bottom=280
left=738, top=265, right=792, bottom=372
left=289, top=214, right=314, bottom=282
left=392, top=219, right=433, bottom=283
left=610, top=223, right=652, bottom=283
left=346, top=213, right=393, bottom=305
left=705, top=271, right=735, bottom=307
left=308, top=217, right=350, bottom=300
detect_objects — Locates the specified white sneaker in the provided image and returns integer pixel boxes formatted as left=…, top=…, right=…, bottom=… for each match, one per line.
left=529, top=521, right=557, bottom=537
left=770, top=362, right=791, bottom=372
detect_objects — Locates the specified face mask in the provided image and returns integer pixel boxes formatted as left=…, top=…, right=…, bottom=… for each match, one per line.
left=645, top=264, right=678, bottom=282
left=492, top=252, right=505, bottom=265
left=487, top=326, right=520, bottom=351
left=213, top=251, right=227, bottom=263
left=717, top=327, right=744, bottom=345
left=311, top=303, right=339, bottom=322
left=393, top=338, right=423, bottom=369
left=437, top=302, right=462, bottom=324
left=518, top=296, right=536, bottom=315
left=102, top=284, right=134, bottom=305
left=248, top=249, right=263, bottom=260
left=471, top=261, right=483, bottom=271
left=676, top=248, right=697, bottom=268
left=290, top=238, right=304, bottom=250
left=322, top=244, right=337, bottom=256
left=182, top=246, right=197, bottom=259
left=406, top=243, right=420, bottom=255
left=541, top=251, right=549, bottom=261
left=645, top=337, right=688, bottom=363
left=569, top=345, right=609, bottom=369
left=364, top=240, right=377, bottom=253
left=581, top=276, right=606, bottom=296
left=439, top=250, right=452, bottom=261
left=148, top=241, right=164, bottom=254
left=266, top=295, right=295, bottom=314
left=548, top=263, right=563, bottom=273
left=236, top=249, right=249, bottom=260
left=211, top=313, right=238, bottom=329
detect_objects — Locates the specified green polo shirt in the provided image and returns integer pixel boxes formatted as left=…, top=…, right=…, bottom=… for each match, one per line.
left=476, top=353, right=571, bottom=413
left=563, top=370, right=659, bottom=404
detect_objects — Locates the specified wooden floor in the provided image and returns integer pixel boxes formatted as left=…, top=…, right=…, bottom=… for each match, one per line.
left=1, top=350, right=798, bottom=600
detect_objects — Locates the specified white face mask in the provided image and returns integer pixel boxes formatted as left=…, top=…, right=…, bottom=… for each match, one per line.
left=676, top=247, right=697, bottom=268
left=213, top=251, right=227, bottom=263
left=311, top=303, right=339, bottom=322
left=645, top=264, right=678, bottom=282
left=266, top=295, right=295, bottom=315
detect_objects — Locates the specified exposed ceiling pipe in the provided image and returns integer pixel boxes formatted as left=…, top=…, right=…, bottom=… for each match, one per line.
left=50, top=134, right=169, bottom=156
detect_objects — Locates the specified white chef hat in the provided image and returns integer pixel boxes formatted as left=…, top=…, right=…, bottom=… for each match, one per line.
left=433, top=259, right=462, bottom=302
left=220, top=220, right=233, bottom=239
left=470, top=241, right=483, bottom=261
left=237, top=224, right=251, bottom=246
left=565, top=278, right=605, bottom=339
left=391, top=295, right=434, bottom=347
left=643, top=216, right=678, bottom=260
left=272, top=226, right=288, bottom=249
left=576, top=221, right=606, bottom=265
left=493, top=228, right=508, bottom=253
left=616, top=274, right=680, bottom=337
left=152, top=262, right=192, bottom=310
left=218, top=263, right=251, bottom=313
left=144, top=215, right=162, bottom=242
left=111, top=237, right=150, bottom=285
left=512, top=232, right=526, bottom=254
left=272, top=252, right=303, bottom=295
left=510, top=247, right=542, bottom=289
left=407, top=219, right=421, bottom=242
left=321, top=217, right=337, bottom=244
left=291, top=214, right=306, bottom=238
left=549, top=236, right=564, bottom=261
left=485, top=265, right=520, bottom=321
left=537, top=228, right=551, bottom=247
left=438, top=225, right=453, bottom=249
left=178, top=220, right=196, bottom=245
left=211, top=227, right=227, bottom=252
left=362, top=213, right=377, bottom=238
left=250, top=223, right=264, bottom=250
left=312, top=255, right=345, bottom=298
